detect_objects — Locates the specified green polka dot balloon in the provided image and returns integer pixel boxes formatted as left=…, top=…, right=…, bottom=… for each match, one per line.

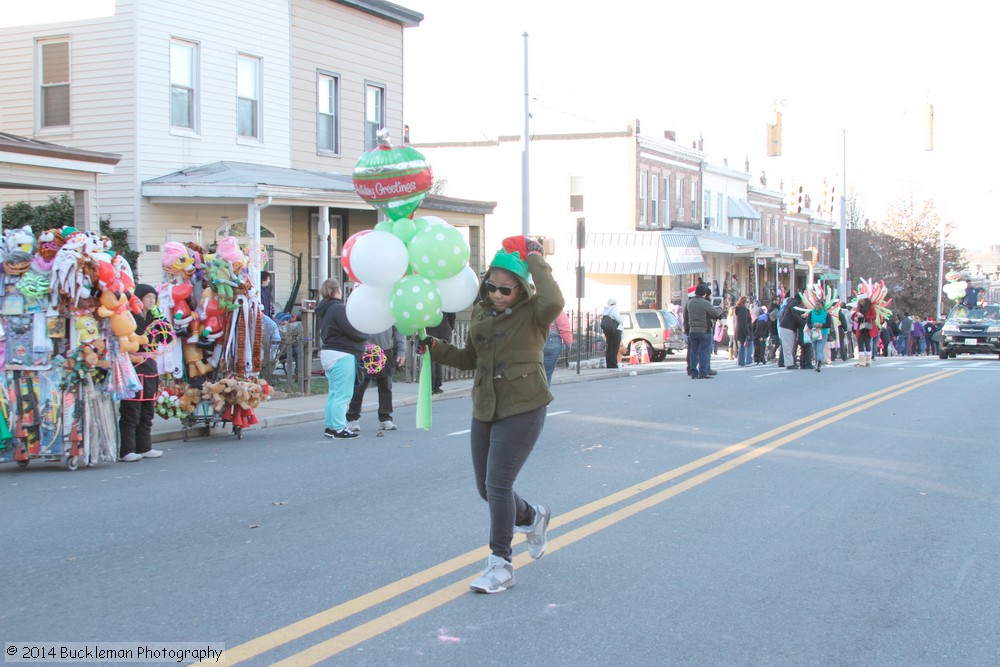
left=407, top=222, right=470, bottom=280
left=390, top=275, right=443, bottom=335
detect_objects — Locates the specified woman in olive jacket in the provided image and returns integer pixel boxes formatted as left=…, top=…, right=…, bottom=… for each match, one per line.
left=425, top=236, right=564, bottom=594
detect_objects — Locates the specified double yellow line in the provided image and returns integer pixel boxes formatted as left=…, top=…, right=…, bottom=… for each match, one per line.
left=213, top=369, right=960, bottom=665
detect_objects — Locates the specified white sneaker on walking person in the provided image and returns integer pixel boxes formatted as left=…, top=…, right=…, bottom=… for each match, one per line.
left=469, top=555, right=515, bottom=594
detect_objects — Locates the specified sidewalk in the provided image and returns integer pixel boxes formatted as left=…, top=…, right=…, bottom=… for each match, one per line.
left=151, top=359, right=679, bottom=443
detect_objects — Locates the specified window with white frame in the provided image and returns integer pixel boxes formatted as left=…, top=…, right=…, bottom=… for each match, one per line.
left=716, top=192, right=724, bottom=233
left=691, top=184, right=698, bottom=224
left=317, top=71, right=338, bottom=153
left=38, top=38, right=70, bottom=129
left=638, top=170, right=648, bottom=227
left=662, top=175, right=669, bottom=227
left=364, top=83, right=385, bottom=150
left=676, top=177, right=683, bottom=217
left=703, top=191, right=712, bottom=227
left=650, top=174, right=659, bottom=229
left=170, top=39, right=198, bottom=130
left=237, top=54, right=261, bottom=139
left=569, top=175, right=584, bottom=212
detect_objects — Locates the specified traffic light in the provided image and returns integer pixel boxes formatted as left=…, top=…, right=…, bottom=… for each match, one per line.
left=786, top=185, right=803, bottom=215
left=767, top=111, right=782, bottom=156
left=802, top=247, right=817, bottom=264
left=827, top=185, right=836, bottom=215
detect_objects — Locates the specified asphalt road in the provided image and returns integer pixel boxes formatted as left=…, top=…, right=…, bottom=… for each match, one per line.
left=2, top=355, right=999, bottom=666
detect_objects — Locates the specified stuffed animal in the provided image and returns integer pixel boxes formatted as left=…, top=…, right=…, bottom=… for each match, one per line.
left=96, top=288, right=147, bottom=353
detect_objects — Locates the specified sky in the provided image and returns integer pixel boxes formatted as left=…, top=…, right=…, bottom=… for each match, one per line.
left=4, top=1, right=995, bottom=249
left=403, top=0, right=1000, bottom=250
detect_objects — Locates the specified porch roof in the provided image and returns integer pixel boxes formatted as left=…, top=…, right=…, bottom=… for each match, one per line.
left=141, top=161, right=496, bottom=214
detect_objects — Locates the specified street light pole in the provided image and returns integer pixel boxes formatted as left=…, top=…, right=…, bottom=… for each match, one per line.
left=839, top=130, right=848, bottom=303
left=521, top=32, right=530, bottom=236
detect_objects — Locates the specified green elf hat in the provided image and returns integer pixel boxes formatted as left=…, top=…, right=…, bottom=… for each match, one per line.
left=488, top=248, right=529, bottom=281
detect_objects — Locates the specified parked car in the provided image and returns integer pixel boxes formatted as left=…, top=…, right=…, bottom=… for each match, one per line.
left=620, top=309, right=685, bottom=361
left=938, top=303, right=1000, bottom=359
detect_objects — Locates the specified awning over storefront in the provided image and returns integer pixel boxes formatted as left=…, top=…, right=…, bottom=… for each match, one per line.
left=727, top=196, right=761, bottom=220
left=695, top=230, right=759, bottom=255
left=661, top=231, right=709, bottom=274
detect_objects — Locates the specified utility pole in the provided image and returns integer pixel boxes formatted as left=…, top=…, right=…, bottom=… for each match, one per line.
left=839, top=130, right=848, bottom=305
left=521, top=32, right=530, bottom=236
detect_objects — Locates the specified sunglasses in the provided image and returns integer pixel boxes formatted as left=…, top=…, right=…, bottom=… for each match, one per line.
left=485, top=281, right=517, bottom=296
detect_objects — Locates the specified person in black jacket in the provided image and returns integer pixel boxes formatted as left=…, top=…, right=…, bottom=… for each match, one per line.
left=752, top=310, right=770, bottom=365
left=118, top=284, right=163, bottom=461
left=315, top=279, right=366, bottom=439
left=425, top=312, right=455, bottom=394
left=734, top=296, right=754, bottom=366
left=778, top=295, right=806, bottom=370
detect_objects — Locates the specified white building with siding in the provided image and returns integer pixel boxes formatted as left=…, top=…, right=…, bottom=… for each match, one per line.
left=0, top=0, right=493, bottom=307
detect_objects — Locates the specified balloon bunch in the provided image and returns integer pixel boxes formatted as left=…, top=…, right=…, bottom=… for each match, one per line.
left=797, top=283, right=841, bottom=317
left=346, top=133, right=479, bottom=335
left=847, top=278, right=893, bottom=328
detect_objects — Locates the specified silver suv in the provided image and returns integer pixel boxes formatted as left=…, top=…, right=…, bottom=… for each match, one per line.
left=620, top=309, right=685, bottom=361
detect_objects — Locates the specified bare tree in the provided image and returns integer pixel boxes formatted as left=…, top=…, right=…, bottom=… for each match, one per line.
left=848, top=196, right=963, bottom=316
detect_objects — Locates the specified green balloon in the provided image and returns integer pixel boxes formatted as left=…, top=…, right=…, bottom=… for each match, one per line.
left=407, top=224, right=470, bottom=280
left=393, top=218, right=417, bottom=244
left=390, top=275, right=443, bottom=335
left=374, top=220, right=395, bottom=233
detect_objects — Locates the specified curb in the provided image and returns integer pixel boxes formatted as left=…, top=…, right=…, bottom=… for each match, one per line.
left=153, top=362, right=676, bottom=443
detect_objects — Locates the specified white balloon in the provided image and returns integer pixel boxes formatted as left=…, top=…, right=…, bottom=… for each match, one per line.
left=435, top=264, right=480, bottom=312
left=346, top=284, right=395, bottom=334
left=350, top=231, right=408, bottom=288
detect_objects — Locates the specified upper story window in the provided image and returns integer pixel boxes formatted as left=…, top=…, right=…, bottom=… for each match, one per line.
left=237, top=54, right=261, bottom=140
left=690, top=180, right=698, bottom=222
left=675, top=177, right=684, bottom=218
left=170, top=39, right=198, bottom=131
left=364, top=83, right=385, bottom=150
left=317, top=72, right=339, bottom=153
left=569, top=175, right=584, bottom=212
left=661, top=175, right=669, bottom=227
left=650, top=174, right=659, bottom=229
left=638, top=170, right=648, bottom=228
left=37, top=38, right=70, bottom=129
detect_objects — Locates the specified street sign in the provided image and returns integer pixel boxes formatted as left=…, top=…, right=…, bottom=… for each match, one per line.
left=818, top=273, right=839, bottom=280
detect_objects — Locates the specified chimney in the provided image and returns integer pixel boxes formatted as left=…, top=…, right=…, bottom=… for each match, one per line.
left=664, top=130, right=676, bottom=141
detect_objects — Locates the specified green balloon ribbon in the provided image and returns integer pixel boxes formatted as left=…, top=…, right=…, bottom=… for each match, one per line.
left=416, top=327, right=433, bottom=431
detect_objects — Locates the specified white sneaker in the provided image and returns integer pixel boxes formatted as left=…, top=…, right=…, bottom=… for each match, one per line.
left=346, top=420, right=361, bottom=433
left=119, top=452, right=142, bottom=462
left=524, top=505, right=550, bottom=559
left=379, top=420, right=397, bottom=431
left=140, top=449, right=163, bottom=459
left=469, top=555, right=515, bottom=594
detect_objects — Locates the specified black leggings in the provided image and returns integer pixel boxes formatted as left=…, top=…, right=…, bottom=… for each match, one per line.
left=858, top=331, right=874, bottom=353
left=470, top=407, right=546, bottom=560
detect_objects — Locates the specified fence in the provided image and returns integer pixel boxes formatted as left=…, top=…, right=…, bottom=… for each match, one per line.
left=400, top=309, right=608, bottom=383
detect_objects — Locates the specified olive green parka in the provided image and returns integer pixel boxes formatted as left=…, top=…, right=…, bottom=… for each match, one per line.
left=429, top=253, right=564, bottom=422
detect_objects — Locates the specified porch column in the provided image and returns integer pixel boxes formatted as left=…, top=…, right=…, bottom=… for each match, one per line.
left=247, top=200, right=265, bottom=292
left=318, top=206, right=330, bottom=283
left=73, top=189, right=98, bottom=232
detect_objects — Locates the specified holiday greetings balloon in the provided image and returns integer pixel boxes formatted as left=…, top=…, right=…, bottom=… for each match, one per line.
left=342, top=229, right=372, bottom=283
left=352, top=142, right=433, bottom=221
left=346, top=284, right=396, bottom=334
left=435, top=264, right=479, bottom=312
left=407, top=223, right=470, bottom=280
left=350, top=231, right=408, bottom=288
left=390, top=275, right=443, bottom=335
